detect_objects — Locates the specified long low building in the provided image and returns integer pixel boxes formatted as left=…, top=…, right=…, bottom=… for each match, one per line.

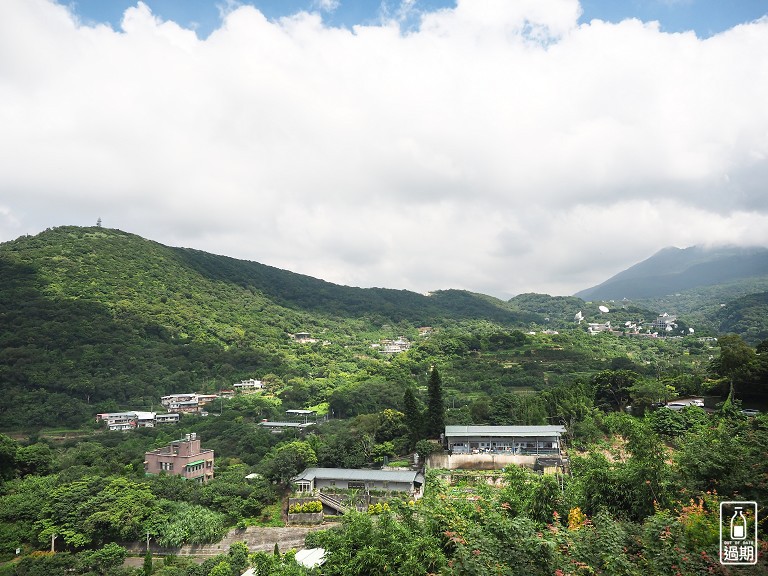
left=444, top=425, right=566, bottom=455
left=292, top=468, right=425, bottom=497
left=96, top=411, right=179, bottom=431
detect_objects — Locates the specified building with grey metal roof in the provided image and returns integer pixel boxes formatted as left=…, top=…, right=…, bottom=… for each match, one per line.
left=444, top=425, right=565, bottom=455
left=292, top=467, right=424, bottom=496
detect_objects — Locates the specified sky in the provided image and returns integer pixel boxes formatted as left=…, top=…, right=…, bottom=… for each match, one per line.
left=1, top=1, right=768, bottom=299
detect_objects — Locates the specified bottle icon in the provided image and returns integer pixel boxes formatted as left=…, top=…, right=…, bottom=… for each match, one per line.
left=731, top=507, right=747, bottom=540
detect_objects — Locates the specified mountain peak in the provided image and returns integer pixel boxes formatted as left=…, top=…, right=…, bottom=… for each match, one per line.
left=575, top=245, right=768, bottom=300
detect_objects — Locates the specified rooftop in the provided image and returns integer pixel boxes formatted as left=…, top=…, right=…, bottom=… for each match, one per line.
left=295, top=548, right=326, bottom=568
left=258, top=421, right=314, bottom=428
left=293, top=467, right=424, bottom=484
left=445, top=425, right=566, bottom=437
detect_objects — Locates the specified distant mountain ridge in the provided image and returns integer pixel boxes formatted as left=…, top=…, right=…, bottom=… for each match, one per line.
left=574, top=245, right=768, bottom=301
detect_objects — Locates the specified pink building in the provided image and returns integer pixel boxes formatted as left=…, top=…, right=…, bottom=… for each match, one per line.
left=144, top=433, right=214, bottom=483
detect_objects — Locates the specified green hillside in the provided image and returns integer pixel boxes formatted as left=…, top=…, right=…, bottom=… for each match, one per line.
left=617, top=277, right=768, bottom=338
left=716, top=291, right=768, bottom=344
left=2, top=229, right=767, bottom=575
left=0, top=226, right=538, bottom=429
left=3, top=226, right=765, bottom=431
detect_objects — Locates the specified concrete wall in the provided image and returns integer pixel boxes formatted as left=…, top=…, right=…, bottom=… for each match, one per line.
left=436, top=472, right=508, bottom=486
left=427, top=453, right=537, bottom=470
left=287, top=513, right=323, bottom=525
left=123, top=525, right=326, bottom=557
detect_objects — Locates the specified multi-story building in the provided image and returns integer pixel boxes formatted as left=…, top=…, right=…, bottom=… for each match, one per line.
left=96, top=411, right=142, bottom=431
left=653, top=313, right=678, bottom=332
left=96, top=411, right=178, bottom=431
left=159, top=393, right=221, bottom=413
left=233, top=378, right=263, bottom=393
left=144, top=433, right=214, bottom=483
left=154, top=413, right=180, bottom=424
left=378, top=338, right=411, bottom=354
left=160, top=394, right=200, bottom=413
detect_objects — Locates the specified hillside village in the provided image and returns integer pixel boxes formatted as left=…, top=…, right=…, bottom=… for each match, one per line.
left=1, top=227, right=767, bottom=575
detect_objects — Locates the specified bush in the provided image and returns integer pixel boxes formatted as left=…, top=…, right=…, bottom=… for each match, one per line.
left=367, top=502, right=390, bottom=515
left=288, top=500, right=322, bottom=514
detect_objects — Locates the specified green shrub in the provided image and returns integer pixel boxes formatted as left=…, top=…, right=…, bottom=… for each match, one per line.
left=288, top=500, right=322, bottom=514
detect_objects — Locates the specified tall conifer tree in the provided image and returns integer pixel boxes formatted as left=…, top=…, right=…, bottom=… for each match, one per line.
left=403, top=387, right=423, bottom=448
left=426, top=366, right=445, bottom=438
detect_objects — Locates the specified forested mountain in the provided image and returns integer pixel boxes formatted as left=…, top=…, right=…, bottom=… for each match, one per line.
left=0, top=226, right=537, bottom=428
left=2, top=226, right=767, bottom=430
left=575, top=245, right=768, bottom=301
left=716, top=291, right=768, bottom=344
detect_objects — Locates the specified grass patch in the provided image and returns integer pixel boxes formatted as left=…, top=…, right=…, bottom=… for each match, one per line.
left=249, top=501, right=284, bottom=527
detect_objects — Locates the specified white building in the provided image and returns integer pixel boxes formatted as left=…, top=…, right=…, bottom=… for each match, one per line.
left=233, top=378, right=263, bottom=392
left=96, top=411, right=180, bottom=431
left=587, top=322, right=613, bottom=334
left=155, top=413, right=181, bottom=424
left=379, top=338, right=411, bottom=354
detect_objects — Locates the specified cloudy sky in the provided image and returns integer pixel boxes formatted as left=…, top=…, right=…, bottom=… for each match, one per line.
left=1, top=0, right=767, bottom=299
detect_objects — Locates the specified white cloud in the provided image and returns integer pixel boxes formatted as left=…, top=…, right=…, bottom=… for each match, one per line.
left=313, top=0, right=340, bottom=13
left=1, top=0, right=767, bottom=298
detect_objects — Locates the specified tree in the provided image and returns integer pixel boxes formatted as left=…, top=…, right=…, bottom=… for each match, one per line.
left=489, top=392, right=546, bottom=425
left=142, top=551, right=153, bottom=576
left=628, top=379, right=673, bottom=415
left=375, top=409, right=407, bottom=443
left=228, top=541, right=250, bottom=576
left=77, top=542, right=127, bottom=575
left=149, top=500, right=226, bottom=547
left=415, top=439, right=439, bottom=467
left=593, top=370, right=638, bottom=411
left=209, top=559, right=233, bottom=576
left=425, top=366, right=445, bottom=438
left=402, top=387, right=423, bottom=448
left=372, top=441, right=396, bottom=465
left=15, top=443, right=54, bottom=476
left=259, top=441, right=318, bottom=486
left=574, top=415, right=674, bottom=522
left=527, top=474, right=563, bottom=524
left=711, top=334, right=757, bottom=398
left=0, top=433, right=18, bottom=481
left=306, top=510, right=445, bottom=575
